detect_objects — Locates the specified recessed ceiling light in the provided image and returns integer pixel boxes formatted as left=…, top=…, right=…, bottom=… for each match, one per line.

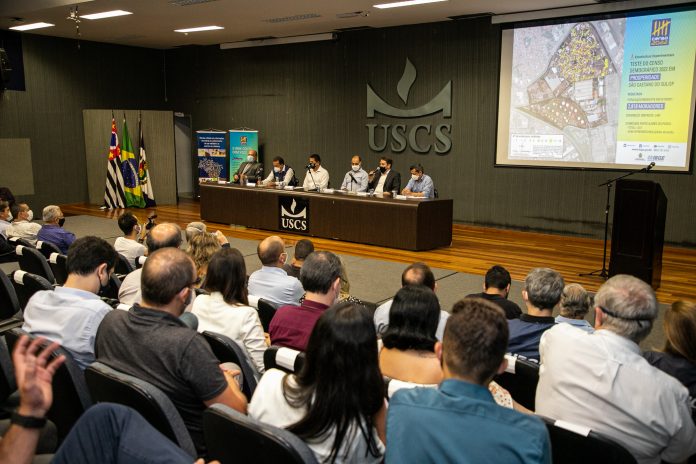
left=174, top=25, right=224, bottom=33
left=9, top=22, right=55, bottom=31
left=81, top=10, right=133, bottom=20
left=374, top=0, right=447, bottom=9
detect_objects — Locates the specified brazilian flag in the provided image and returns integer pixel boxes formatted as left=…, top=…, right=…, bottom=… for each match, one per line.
left=121, top=119, right=146, bottom=208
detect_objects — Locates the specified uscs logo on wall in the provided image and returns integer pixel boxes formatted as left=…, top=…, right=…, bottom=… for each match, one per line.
left=366, top=58, right=452, bottom=154
left=279, top=197, right=309, bottom=233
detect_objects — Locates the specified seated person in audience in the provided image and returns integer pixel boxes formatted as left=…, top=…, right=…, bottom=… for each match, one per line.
left=185, top=221, right=206, bottom=244
left=0, top=187, right=15, bottom=208
left=118, top=223, right=182, bottom=305
left=466, top=264, right=522, bottom=319
left=250, top=301, right=386, bottom=463
left=261, top=156, right=295, bottom=187
left=248, top=235, right=304, bottom=307
left=401, top=164, right=434, bottom=199
left=367, top=156, right=400, bottom=196
left=282, top=238, right=314, bottom=279
left=507, top=267, right=564, bottom=361
left=0, top=201, right=13, bottom=262
left=554, top=283, right=594, bottom=333
left=0, top=200, right=11, bottom=237
left=536, top=275, right=696, bottom=463
left=37, top=205, right=75, bottom=254
left=644, top=300, right=696, bottom=412
left=192, top=247, right=268, bottom=373
left=269, top=251, right=340, bottom=351
left=385, top=298, right=550, bottom=464
left=233, top=149, right=263, bottom=184
left=6, top=202, right=41, bottom=245
left=22, top=236, right=116, bottom=369
left=187, top=232, right=223, bottom=287
left=340, top=155, right=369, bottom=192
left=4, top=335, right=208, bottom=464
left=114, top=212, right=146, bottom=267
left=96, top=247, right=247, bottom=456
left=374, top=262, right=449, bottom=340
left=338, top=260, right=364, bottom=304
left=302, top=153, right=329, bottom=190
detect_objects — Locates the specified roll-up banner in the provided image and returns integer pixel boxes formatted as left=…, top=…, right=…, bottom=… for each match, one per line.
left=229, top=129, right=259, bottom=176
left=196, top=131, right=228, bottom=182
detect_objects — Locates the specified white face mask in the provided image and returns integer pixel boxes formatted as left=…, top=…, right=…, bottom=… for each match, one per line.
left=351, top=164, right=361, bottom=172
left=411, top=174, right=419, bottom=181
left=246, top=156, right=255, bottom=162
left=4, top=212, right=11, bottom=221
left=273, top=166, right=281, bottom=173
left=26, top=210, right=34, bottom=221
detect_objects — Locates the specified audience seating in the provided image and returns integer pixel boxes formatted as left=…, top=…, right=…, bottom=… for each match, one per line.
left=0, top=336, right=16, bottom=405
left=203, top=403, right=318, bottom=464
left=114, top=253, right=134, bottom=276
left=11, top=271, right=53, bottom=309
left=36, top=241, right=61, bottom=259
left=0, top=272, right=21, bottom=320
left=202, top=331, right=259, bottom=399
left=494, top=354, right=539, bottom=411
left=539, top=416, right=637, bottom=464
left=47, top=253, right=68, bottom=286
left=264, top=346, right=305, bottom=374
left=7, top=237, right=34, bottom=248
left=97, top=274, right=121, bottom=300
left=6, top=328, right=92, bottom=443
left=135, top=255, right=147, bottom=269
left=16, top=246, right=56, bottom=284
left=257, top=298, right=278, bottom=332
left=0, top=235, right=17, bottom=264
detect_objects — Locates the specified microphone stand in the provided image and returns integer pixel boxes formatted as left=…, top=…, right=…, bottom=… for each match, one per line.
left=307, top=166, right=319, bottom=191
left=580, top=163, right=655, bottom=279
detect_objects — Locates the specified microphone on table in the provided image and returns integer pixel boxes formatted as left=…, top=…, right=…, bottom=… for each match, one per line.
left=646, top=162, right=656, bottom=171
left=305, top=163, right=315, bottom=170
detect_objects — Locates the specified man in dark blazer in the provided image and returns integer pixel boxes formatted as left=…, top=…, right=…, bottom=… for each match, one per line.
left=368, top=156, right=401, bottom=196
left=233, top=149, right=264, bottom=184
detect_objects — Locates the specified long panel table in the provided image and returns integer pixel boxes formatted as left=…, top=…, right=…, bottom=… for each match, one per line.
left=200, top=183, right=453, bottom=251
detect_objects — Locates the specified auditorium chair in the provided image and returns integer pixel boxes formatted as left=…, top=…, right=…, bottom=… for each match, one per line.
left=16, top=245, right=56, bottom=284
left=202, top=331, right=259, bottom=399
left=539, top=416, right=637, bottom=464
left=48, top=253, right=68, bottom=285
left=114, top=253, right=134, bottom=277
left=0, top=271, right=21, bottom=320
left=6, top=328, right=92, bottom=444
left=0, top=336, right=16, bottom=405
left=10, top=270, right=53, bottom=309
left=0, top=235, right=17, bottom=264
left=494, top=354, right=539, bottom=411
left=36, top=240, right=61, bottom=259
left=84, top=361, right=197, bottom=457
left=7, top=236, right=34, bottom=248
left=135, top=255, right=147, bottom=269
left=263, top=346, right=306, bottom=374
left=97, top=273, right=121, bottom=300
left=203, top=403, right=318, bottom=464
left=257, top=298, right=278, bottom=332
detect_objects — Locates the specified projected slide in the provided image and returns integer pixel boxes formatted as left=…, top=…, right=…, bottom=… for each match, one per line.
left=497, top=8, right=696, bottom=171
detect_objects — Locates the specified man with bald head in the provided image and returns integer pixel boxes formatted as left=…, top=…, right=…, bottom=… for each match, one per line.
left=233, top=149, right=263, bottom=184
left=248, top=235, right=304, bottom=307
left=96, top=247, right=247, bottom=455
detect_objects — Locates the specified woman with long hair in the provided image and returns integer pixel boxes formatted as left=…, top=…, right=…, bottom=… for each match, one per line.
left=249, top=301, right=386, bottom=463
left=186, top=232, right=220, bottom=287
left=192, top=247, right=267, bottom=373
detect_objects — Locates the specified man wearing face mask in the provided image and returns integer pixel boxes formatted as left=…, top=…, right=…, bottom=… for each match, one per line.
left=402, top=164, right=435, bottom=199
left=37, top=205, right=75, bottom=254
left=248, top=235, right=304, bottom=307
left=368, top=157, right=401, bottom=196
left=6, top=202, right=41, bottom=245
left=340, top=155, right=369, bottom=193
left=0, top=201, right=13, bottom=262
left=268, top=251, right=342, bottom=351
left=21, top=236, right=117, bottom=370
left=114, top=212, right=147, bottom=267
left=260, top=156, right=296, bottom=187
left=232, top=149, right=264, bottom=184
left=0, top=201, right=11, bottom=237
left=302, top=154, right=330, bottom=191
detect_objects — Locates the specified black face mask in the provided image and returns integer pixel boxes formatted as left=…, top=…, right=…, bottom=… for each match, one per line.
left=58, top=218, right=65, bottom=227
left=379, top=166, right=386, bottom=173
left=99, top=273, right=111, bottom=295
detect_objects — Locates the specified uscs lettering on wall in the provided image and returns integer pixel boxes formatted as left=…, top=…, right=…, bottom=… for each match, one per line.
left=279, top=197, right=309, bottom=233
left=366, top=58, right=452, bottom=154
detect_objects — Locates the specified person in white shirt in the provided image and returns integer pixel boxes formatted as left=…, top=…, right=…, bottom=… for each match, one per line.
left=114, top=212, right=146, bottom=267
left=302, top=154, right=329, bottom=191
left=248, top=235, right=304, bottom=307
left=554, top=283, right=594, bottom=333
left=340, top=155, right=369, bottom=192
left=261, top=156, right=295, bottom=187
left=0, top=200, right=11, bottom=237
left=6, top=202, right=41, bottom=245
left=367, top=157, right=401, bottom=196
left=192, top=247, right=268, bottom=373
left=536, top=275, right=696, bottom=464
left=22, top=236, right=116, bottom=369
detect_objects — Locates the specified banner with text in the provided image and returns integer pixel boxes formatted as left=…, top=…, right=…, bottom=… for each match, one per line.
left=196, top=131, right=227, bottom=182
left=229, top=130, right=259, bottom=177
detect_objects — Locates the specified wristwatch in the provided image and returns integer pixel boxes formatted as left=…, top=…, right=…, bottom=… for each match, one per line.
left=11, top=411, right=47, bottom=428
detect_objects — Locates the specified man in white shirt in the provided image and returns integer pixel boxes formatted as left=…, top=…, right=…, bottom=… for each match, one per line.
left=0, top=201, right=11, bottom=237
left=536, top=274, right=696, bottom=464
left=6, top=203, right=41, bottom=245
left=302, top=154, right=329, bottom=191
left=340, top=155, right=369, bottom=192
left=368, top=157, right=401, bottom=196
left=261, top=156, right=295, bottom=187
left=248, top=235, right=304, bottom=307
left=114, top=212, right=146, bottom=267
left=22, top=236, right=117, bottom=369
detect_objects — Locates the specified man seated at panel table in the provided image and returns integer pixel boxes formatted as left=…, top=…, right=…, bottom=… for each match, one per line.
left=368, top=156, right=401, bottom=196
left=260, top=156, right=296, bottom=187
left=232, top=149, right=264, bottom=184
left=302, top=153, right=330, bottom=191
left=402, top=164, right=435, bottom=199
left=340, top=155, right=369, bottom=193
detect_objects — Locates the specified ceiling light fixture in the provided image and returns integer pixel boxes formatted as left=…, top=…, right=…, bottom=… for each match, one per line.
left=374, top=0, right=447, bottom=9
left=9, top=22, right=55, bottom=31
left=174, top=25, right=224, bottom=33
left=220, top=32, right=336, bottom=49
left=81, top=10, right=133, bottom=20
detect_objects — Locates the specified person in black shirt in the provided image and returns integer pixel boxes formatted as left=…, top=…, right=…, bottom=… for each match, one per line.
left=283, top=239, right=314, bottom=279
left=466, top=265, right=522, bottom=320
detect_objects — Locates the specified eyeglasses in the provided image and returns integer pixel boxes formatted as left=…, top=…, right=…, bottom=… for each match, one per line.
left=598, top=306, right=652, bottom=327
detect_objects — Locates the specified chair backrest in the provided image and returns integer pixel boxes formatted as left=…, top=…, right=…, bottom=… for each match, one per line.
left=539, top=416, right=638, bottom=464
left=204, top=403, right=318, bottom=464
left=16, top=245, right=55, bottom=284
left=11, top=270, right=54, bottom=309
left=36, top=240, right=61, bottom=259
left=8, top=236, right=34, bottom=248
left=115, top=253, right=134, bottom=276
left=257, top=298, right=278, bottom=332
left=84, top=361, right=197, bottom=457
left=135, top=255, right=147, bottom=269
left=494, top=354, right=539, bottom=410
left=0, top=271, right=21, bottom=319
left=263, top=346, right=306, bottom=374
left=0, top=335, right=16, bottom=404
left=0, top=235, right=17, bottom=262
left=201, top=331, right=259, bottom=399
left=6, top=328, right=92, bottom=444
left=97, top=274, right=121, bottom=300
left=48, top=253, right=69, bottom=286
